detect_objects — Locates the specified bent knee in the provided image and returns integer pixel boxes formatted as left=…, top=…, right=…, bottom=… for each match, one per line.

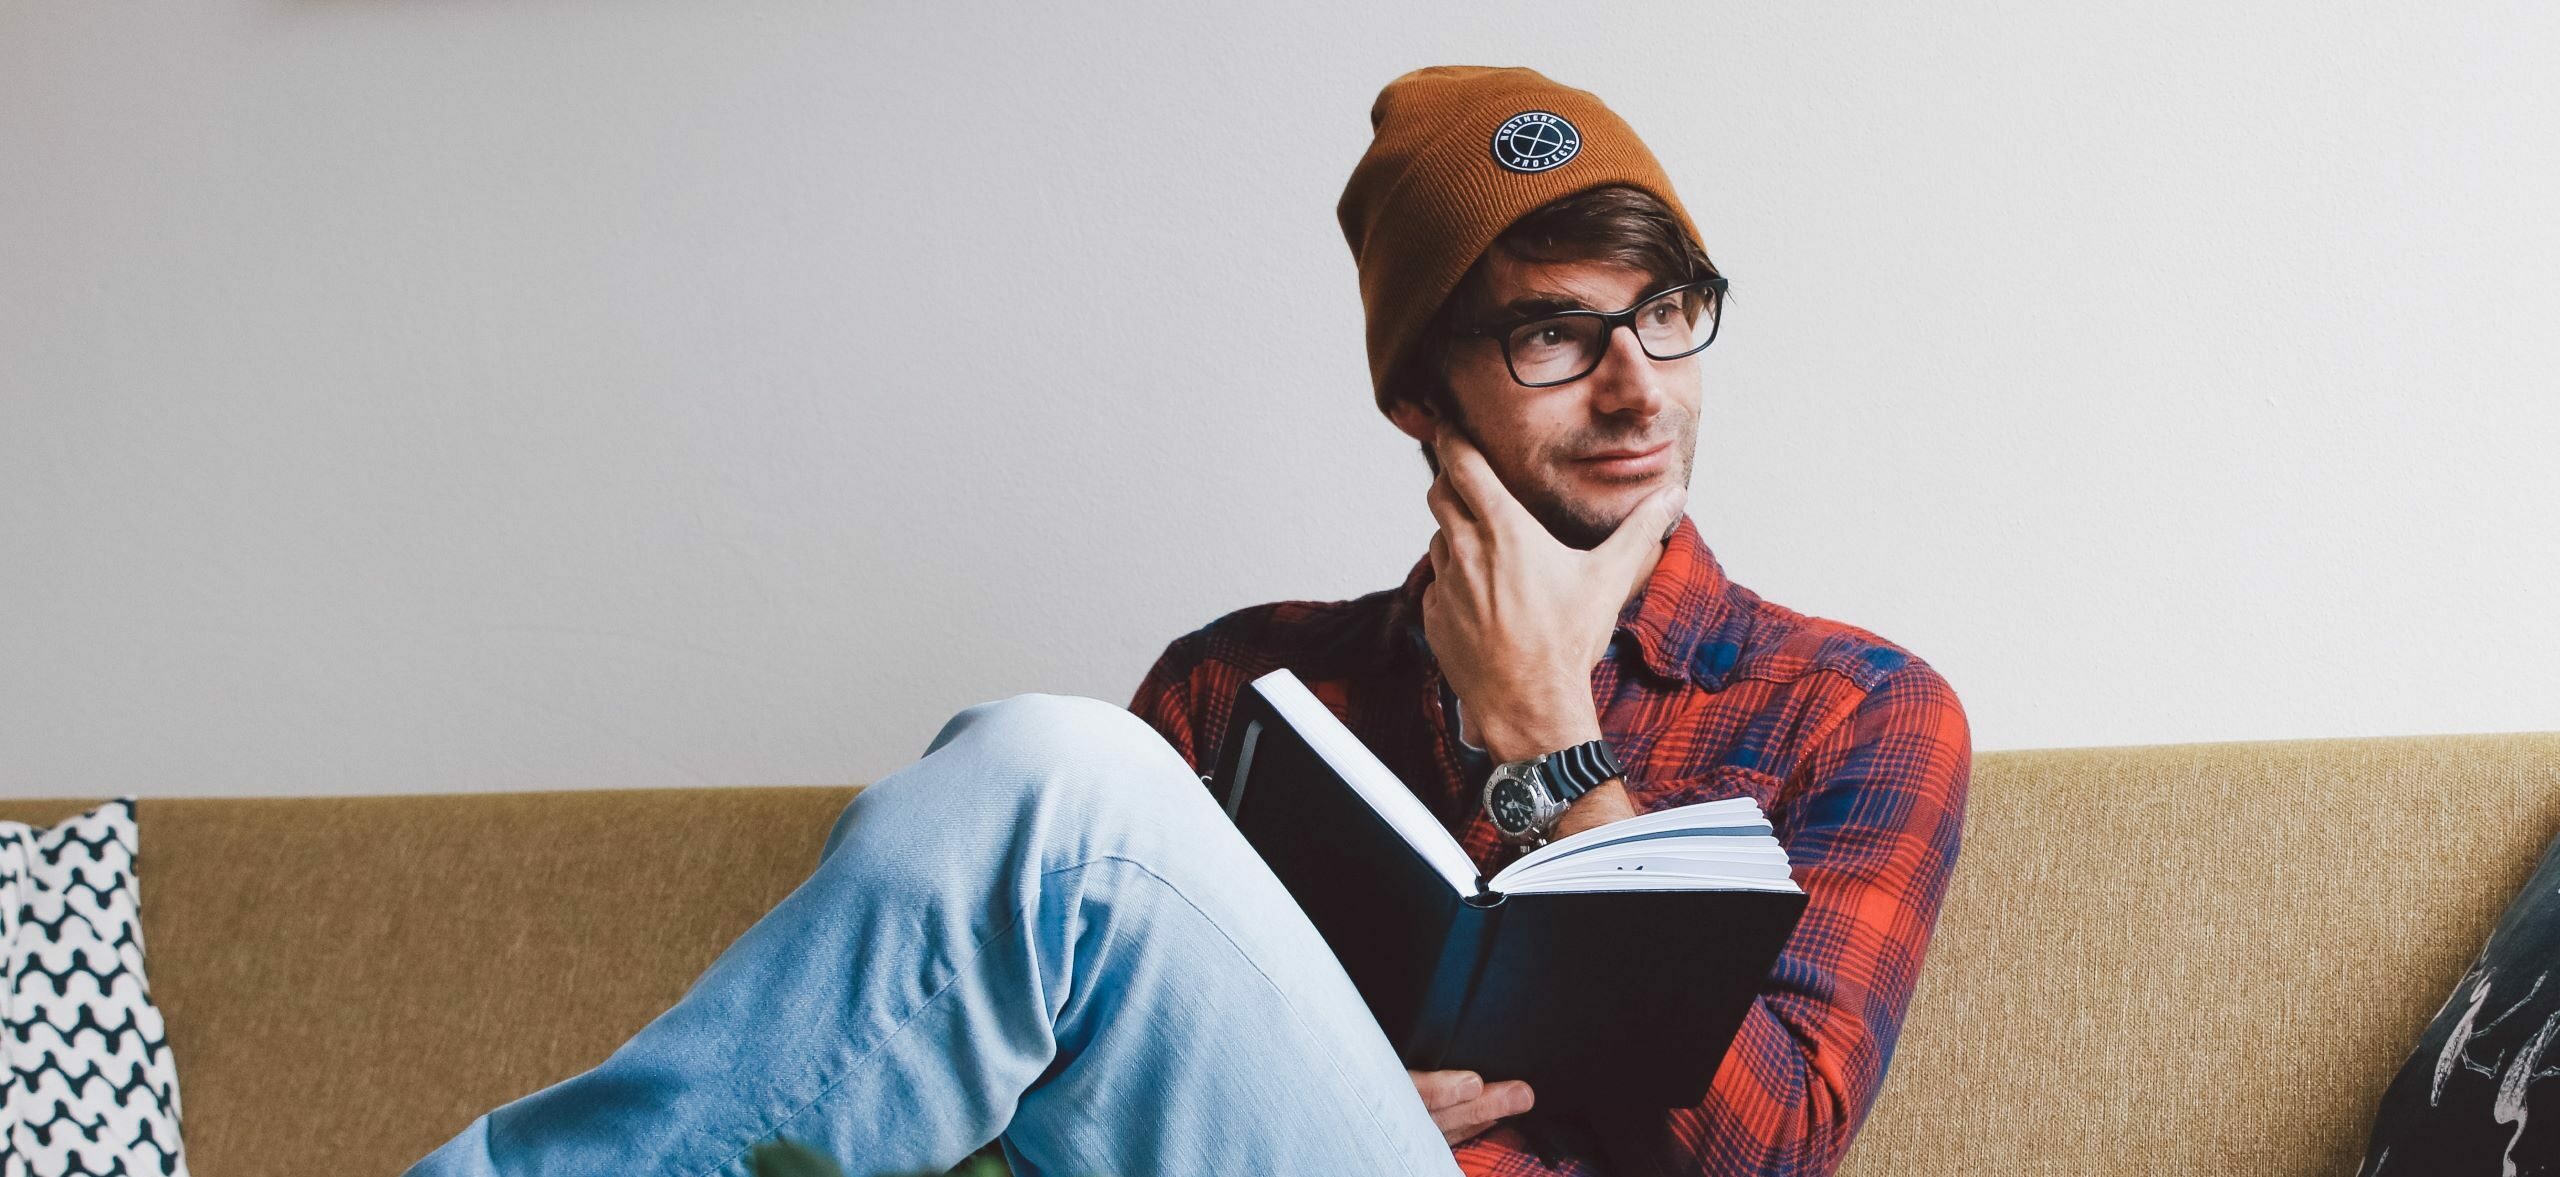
left=942, top=692, right=1201, bottom=808
left=962, top=691, right=1165, bottom=756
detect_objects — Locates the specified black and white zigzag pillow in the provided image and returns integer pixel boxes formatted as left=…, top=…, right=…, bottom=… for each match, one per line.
left=0, top=798, right=187, bottom=1177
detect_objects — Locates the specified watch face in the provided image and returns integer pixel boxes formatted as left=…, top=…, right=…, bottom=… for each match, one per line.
left=1487, top=775, right=1540, bottom=835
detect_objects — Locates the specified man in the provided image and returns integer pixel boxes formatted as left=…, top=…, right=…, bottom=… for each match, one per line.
left=1126, top=65, right=1972, bottom=1175
left=402, top=65, right=1966, bottom=1177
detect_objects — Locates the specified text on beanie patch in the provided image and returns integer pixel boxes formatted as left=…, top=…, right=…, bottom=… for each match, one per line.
left=1489, top=110, right=1582, bottom=173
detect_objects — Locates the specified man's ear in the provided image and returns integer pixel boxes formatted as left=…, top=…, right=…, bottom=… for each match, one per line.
left=1385, top=398, right=1440, bottom=446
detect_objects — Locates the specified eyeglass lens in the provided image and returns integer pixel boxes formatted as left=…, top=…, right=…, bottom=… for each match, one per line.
left=1504, top=284, right=1720, bottom=385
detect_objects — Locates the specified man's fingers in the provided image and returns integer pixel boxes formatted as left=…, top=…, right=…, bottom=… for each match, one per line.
left=1471, top=1078, right=1534, bottom=1117
left=1426, top=474, right=1487, bottom=575
left=1425, top=470, right=1472, bottom=535
left=1428, top=1079, right=1536, bottom=1143
left=1433, top=427, right=1533, bottom=542
left=1597, top=486, right=1684, bottom=568
left=1408, top=1068, right=1533, bottom=1147
left=1410, top=1068, right=1481, bottom=1109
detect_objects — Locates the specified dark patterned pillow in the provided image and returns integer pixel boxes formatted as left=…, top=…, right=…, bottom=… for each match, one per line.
left=2357, top=827, right=2560, bottom=1175
left=0, top=797, right=188, bottom=1177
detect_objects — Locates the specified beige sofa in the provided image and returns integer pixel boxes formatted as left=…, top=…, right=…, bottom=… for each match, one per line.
left=10, top=729, right=2554, bottom=1176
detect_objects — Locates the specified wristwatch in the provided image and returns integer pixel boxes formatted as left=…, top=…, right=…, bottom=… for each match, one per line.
left=1481, top=736, right=1625, bottom=847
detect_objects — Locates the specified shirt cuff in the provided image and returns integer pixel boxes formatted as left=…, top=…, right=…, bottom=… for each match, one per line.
left=1453, top=696, right=1488, bottom=754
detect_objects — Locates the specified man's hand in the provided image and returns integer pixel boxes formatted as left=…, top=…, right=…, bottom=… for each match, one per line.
left=1409, top=1068, right=1534, bottom=1147
left=1547, top=779, right=1638, bottom=842
left=1421, top=422, right=1684, bottom=764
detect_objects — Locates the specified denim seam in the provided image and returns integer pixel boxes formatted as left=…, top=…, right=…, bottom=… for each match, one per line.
left=1047, top=853, right=1452, bottom=1177
left=684, top=899, right=1032, bottom=1177
left=685, top=852, right=1447, bottom=1177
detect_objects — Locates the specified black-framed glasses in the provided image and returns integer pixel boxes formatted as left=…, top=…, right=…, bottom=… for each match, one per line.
left=1456, top=274, right=1728, bottom=388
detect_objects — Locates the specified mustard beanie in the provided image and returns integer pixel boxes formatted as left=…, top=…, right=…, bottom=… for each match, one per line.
left=1335, top=65, right=1707, bottom=418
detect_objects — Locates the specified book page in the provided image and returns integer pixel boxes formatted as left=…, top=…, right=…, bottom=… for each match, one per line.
left=1490, top=795, right=1767, bottom=883
left=1530, top=841, right=1792, bottom=873
left=1251, top=668, right=1479, bottom=896
left=1488, top=794, right=1801, bottom=894
left=1502, top=869, right=1805, bottom=894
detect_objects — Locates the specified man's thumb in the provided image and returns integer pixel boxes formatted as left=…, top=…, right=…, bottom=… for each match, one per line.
left=1603, top=487, right=1683, bottom=557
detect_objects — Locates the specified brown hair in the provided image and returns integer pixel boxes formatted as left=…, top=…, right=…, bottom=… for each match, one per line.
left=1387, top=183, right=1725, bottom=468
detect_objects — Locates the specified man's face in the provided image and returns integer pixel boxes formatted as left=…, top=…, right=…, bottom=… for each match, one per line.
left=1387, top=248, right=1701, bottom=552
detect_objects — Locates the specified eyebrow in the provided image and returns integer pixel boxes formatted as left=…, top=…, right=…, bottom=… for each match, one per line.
left=1499, top=290, right=1597, bottom=316
left=1496, top=279, right=1689, bottom=317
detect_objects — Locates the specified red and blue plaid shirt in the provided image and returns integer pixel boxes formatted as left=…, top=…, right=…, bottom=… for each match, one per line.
left=1125, top=512, right=1972, bottom=1177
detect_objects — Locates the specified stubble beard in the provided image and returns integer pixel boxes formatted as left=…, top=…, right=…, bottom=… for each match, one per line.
left=1445, top=404, right=1695, bottom=552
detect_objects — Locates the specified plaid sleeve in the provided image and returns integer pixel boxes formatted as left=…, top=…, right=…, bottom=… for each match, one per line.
left=1659, top=660, right=1973, bottom=1176
left=1127, top=630, right=1210, bottom=773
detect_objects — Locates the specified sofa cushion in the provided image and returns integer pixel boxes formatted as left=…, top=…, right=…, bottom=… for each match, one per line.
left=0, top=796, right=188, bottom=1177
left=2354, top=822, right=2560, bottom=1173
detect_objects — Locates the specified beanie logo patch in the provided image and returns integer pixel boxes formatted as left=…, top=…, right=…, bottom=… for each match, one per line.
left=1489, top=110, right=1582, bottom=174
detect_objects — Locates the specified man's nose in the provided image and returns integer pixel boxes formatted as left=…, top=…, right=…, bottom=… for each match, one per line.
left=1585, top=322, right=1669, bottom=415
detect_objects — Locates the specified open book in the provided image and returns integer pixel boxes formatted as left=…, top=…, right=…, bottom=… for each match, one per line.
left=1205, top=666, right=1810, bottom=1109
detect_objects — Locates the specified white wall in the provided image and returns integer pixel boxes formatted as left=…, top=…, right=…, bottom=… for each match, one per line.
left=4, top=2, right=2553, bottom=799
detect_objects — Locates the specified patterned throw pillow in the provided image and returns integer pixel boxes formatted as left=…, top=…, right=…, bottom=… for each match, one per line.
left=2356, top=827, right=2560, bottom=1175
left=0, top=798, right=188, bottom=1177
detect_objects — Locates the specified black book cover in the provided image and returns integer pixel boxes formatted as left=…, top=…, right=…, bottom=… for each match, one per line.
left=1204, top=669, right=1810, bottom=1110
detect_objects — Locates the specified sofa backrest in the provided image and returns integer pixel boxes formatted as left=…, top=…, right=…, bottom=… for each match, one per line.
left=0, top=785, right=866, bottom=1177
left=5, top=730, right=2553, bottom=1177
left=1837, top=730, right=2560, bottom=1176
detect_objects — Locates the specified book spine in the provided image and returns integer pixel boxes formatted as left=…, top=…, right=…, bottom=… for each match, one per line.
left=1402, top=889, right=1506, bottom=1068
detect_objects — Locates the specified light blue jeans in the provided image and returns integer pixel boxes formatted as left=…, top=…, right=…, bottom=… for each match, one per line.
left=402, top=692, right=1466, bottom=1177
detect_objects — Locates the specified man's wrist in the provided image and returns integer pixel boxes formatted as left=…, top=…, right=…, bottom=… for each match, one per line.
left=1475, top=698, right=1605, bottom=764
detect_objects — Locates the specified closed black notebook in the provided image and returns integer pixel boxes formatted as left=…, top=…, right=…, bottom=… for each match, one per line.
left=1204, top=666, right=1810, bottom=1110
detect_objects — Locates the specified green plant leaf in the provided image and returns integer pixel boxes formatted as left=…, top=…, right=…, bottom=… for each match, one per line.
left=748, top=1134, right=1111, bottom=1177
left=748, top=1138, right=849, bottom=1177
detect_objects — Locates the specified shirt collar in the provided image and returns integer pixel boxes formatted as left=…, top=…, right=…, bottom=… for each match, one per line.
left=1393, top=512, right=1739, bottom=687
